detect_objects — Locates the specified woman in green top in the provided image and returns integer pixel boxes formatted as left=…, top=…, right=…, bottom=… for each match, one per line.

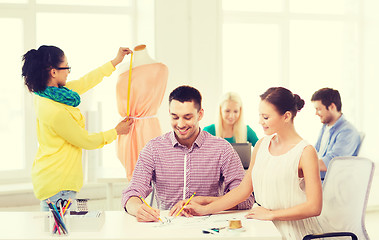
left=203, top=92, right=258, bottom=145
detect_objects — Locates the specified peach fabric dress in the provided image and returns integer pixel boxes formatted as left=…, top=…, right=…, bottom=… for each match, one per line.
left=116, top=63, right=168, bottom=180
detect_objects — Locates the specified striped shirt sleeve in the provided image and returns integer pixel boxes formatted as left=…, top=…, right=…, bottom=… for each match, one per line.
left=121, top=142, right=155, bottom=209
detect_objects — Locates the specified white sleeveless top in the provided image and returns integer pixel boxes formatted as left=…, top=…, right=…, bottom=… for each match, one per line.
left=252, top=135, right=323, bottom=240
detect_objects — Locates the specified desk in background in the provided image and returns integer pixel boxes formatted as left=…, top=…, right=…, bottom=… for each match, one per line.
left=0, top=210, right=282, bottom=240
left=97, top=168, right=128, bottom=210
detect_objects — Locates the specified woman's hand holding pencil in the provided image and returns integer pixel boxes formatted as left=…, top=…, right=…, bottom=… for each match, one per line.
left=169, top=192, right=196, bottom=217
left=183, top=200, right=210, bottom=216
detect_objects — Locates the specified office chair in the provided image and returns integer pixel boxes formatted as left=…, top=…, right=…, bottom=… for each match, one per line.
left=303, top=157, right=375, bottom=240
left=150, top=188, right=155, bottom=206
left=357, top=132, right=365, bottom=156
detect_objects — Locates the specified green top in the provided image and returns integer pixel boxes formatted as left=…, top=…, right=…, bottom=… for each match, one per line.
left=202, top=124, right=259, bottom=146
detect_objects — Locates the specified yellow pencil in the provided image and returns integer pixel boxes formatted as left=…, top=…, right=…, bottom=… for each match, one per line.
left=139, top=196, right=163, bottom=223
left=62, top=199, right=71, bottom=215
left=176, top=192, right=196, bottom=217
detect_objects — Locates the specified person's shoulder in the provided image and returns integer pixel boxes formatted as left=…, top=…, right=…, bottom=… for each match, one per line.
left=300, top=144, right=318, bottom=164
left=254, top=137, right=264, bottom=148
left=203, top=124, right=215, bottom=129
left=203, top=124, right=216, bottom=133
left=257, top=134, right=274, bottom=147
left=201, top=134, right=236, bottom=158
left=336, top=117, right=359, bottom=135
left=344, top=119, right=359, bottom=132
left=35, top=95, right=59, bottom=108
left=335, top=115, right=355, bottom=128
left=35, top=96, right=66, bottom=119
left=146, top=132, right=172, bottom=146
left=137, top=133, right=171, bottom=157
left=202, top=131, right=231, bottom=147
left=301, top=139, right=316, bottom=152
left=246, top=125, right=255, bottom=132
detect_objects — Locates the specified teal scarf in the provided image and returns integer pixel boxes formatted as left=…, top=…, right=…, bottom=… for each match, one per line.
left=35, top=86, right=81, bottom=107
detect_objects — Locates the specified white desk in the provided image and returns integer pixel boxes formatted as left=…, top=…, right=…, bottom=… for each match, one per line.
left=0, top=211, right=282, bottom=240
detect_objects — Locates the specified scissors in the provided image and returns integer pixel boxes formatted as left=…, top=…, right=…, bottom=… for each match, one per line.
left=55, top=198, right=69, bottom=210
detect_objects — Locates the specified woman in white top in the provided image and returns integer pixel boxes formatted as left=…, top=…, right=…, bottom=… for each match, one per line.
left=186, top=87, right=323, bottom=240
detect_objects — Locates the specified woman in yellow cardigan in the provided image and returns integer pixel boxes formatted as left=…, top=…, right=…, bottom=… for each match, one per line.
left=22, top=45, right=133, bottom=211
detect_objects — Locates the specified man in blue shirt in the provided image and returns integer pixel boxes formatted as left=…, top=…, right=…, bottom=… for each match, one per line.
left=311, top=88, right=361, bottom=180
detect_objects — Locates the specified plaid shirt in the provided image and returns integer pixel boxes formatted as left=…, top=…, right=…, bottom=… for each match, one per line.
left=122, top=130, right=254, bottom=210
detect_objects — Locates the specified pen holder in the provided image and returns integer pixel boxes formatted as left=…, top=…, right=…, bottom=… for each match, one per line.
left=49, top=209, right=70, bottom=236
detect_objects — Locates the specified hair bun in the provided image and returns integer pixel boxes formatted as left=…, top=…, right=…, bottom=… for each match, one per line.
left=294, top=94, right=305, bottom=111
left=23, top=49, right=38, bottom=60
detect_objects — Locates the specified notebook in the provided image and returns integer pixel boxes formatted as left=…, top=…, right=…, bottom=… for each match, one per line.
left=231, top=143, right=252, bottom=170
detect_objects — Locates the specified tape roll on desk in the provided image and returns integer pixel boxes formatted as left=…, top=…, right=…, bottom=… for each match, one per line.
left=228, top=219, right=242, bottom=229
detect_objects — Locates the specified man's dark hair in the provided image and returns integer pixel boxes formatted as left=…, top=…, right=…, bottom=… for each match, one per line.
left=169, top=85, right=202, bottom=111
left=311, top=88, right=342, bottom=112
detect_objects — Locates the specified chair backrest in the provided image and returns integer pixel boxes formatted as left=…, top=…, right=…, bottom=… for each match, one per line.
left=231, top=143, right=252, bottom=169
left=318, top=157, right=375, bottom=240
left=357, top=132, right=365, bottom=156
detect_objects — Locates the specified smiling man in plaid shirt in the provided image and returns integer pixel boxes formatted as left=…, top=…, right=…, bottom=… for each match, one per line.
left=122, top=85, right=254, bottom=222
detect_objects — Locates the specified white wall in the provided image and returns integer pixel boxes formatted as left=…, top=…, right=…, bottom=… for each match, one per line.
left=153, top=0, right=379, bottom=209
left=1, top=0, right=378, bottom=209
left=155, top=0, right=222, bottom=133
left=362, top=0, right=379, bottom=209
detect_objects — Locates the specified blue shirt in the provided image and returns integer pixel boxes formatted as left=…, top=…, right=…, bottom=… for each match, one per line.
left=315, top=114, right=361, bottom=179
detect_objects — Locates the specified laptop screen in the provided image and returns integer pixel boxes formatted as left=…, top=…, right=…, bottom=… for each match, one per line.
left=230, top=143, right=252, bottom=170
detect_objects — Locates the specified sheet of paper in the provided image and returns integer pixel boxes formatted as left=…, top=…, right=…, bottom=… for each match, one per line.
left=142, top=210, right=248, bottom=230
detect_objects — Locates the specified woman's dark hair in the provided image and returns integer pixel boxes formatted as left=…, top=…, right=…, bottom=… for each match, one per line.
left=22, top=45, right=65, bottom=92
left=169, top=85, right=202, bottom=111
left=260, top=87, right=304, bottom=119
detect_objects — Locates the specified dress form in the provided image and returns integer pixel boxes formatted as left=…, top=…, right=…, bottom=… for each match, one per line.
left=132, top=44, right=157, bottom=68
left=116, top=44, right=157, bottom=73
left=116, top=44, right=168, bottom=181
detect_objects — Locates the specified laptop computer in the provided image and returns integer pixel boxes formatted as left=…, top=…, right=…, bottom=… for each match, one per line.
left=231, top=143, right=252, bottom=170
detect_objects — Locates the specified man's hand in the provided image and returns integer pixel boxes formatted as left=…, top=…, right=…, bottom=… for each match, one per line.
left=135, top=203, right=161, bottom=222
left=125, top=196, right=161, bottom=222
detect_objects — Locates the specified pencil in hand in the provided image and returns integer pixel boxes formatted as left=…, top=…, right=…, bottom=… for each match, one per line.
left=176, top=192, right=196, bottom=217
left=139, top=196, right=163, bottom=223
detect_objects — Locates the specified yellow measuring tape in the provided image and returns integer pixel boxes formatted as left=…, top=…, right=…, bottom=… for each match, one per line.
left=126, top=52, right=133, bottom=117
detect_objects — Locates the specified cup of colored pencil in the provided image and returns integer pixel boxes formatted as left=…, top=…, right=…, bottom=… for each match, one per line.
left=47, top=199, right=72, bottom=235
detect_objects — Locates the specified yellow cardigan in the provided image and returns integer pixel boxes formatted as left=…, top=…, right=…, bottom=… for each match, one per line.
left=32, top=62, right=117, bottom=200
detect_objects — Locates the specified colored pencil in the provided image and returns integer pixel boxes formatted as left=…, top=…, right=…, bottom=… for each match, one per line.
left=47, top=200, right=62, bottom=235
left=62, top=199, right=71, bottom=215
left=47, top=200, right=68, bottom=234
